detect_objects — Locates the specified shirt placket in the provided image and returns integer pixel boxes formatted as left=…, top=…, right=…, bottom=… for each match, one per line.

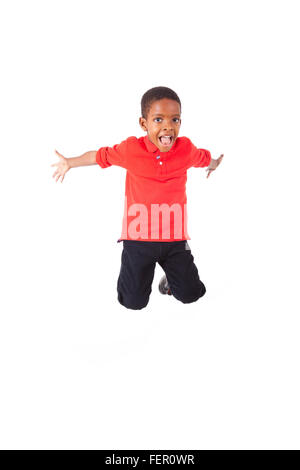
left=155, top=153, right=167, bottom=177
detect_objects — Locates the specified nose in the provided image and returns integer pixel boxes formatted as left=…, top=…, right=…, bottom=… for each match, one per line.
left=163, top=122, right=175, bottom=132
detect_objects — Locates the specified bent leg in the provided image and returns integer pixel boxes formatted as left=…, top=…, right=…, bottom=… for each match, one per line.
left=117, top=241, right=157, bottom=310
left=159, top=242, right=206, bottom=304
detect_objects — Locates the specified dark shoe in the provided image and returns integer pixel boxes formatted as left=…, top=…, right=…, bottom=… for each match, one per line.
left=159, top=275, right=172, bottom=295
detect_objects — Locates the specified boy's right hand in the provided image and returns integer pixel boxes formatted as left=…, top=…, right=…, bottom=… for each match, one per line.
left=51, top=150, right=70, bottom=183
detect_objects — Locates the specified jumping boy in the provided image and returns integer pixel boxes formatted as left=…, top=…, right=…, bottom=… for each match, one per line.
left=51, top=86, right=224, bottom=310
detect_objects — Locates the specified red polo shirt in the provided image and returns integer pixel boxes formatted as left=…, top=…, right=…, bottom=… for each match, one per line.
left=96, top=134, right=211, bottom=242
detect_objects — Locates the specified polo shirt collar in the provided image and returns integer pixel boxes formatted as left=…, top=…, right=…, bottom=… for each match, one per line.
left=144, top=134, right=159, bottom=153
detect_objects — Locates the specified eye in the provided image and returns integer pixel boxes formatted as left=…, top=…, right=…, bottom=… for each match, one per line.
left=154, top=117, right=180, bottom=123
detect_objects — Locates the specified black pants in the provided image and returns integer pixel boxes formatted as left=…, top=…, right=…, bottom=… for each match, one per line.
left=117, top=240, right=206, bottom=310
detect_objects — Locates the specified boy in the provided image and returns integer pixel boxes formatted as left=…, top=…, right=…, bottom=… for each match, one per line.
left=51, top=86, right=223, bottom=310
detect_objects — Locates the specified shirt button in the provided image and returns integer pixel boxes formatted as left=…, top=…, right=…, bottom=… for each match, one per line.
left=156, top=155, right=160, bottom=159
left=159, top=162, right=163, bottom=165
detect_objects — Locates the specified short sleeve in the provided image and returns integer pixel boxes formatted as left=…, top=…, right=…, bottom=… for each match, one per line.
left=95, top=137, right=129, bottom=169
left=186, top=138, right=211, bottom=168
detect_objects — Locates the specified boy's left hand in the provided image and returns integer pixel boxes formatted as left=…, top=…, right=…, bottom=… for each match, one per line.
left=206, top=154, right=224, bottom=178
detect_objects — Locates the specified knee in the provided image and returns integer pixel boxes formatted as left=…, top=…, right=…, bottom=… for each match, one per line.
left=177, top=283, right=206, bottom=304
left=118, top=292, right=149, bottom=310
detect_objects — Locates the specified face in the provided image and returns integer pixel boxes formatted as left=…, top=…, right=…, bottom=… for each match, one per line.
left=139, top=98, right=181, bottom=152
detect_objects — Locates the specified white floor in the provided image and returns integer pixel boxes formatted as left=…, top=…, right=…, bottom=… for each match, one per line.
left=1, top=229, right=299, bottom=449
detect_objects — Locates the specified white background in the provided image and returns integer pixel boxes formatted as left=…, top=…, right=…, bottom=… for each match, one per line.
left=1, top=0, right=299, bottom=450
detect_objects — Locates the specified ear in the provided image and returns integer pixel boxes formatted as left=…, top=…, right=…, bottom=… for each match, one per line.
left=139, top=117, right=147, bottom=131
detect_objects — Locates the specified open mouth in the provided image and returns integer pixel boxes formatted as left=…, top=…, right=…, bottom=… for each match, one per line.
left=159, top=135, right=173, bottom=147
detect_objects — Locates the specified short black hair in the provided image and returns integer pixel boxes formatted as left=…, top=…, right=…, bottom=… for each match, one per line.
left=141, top=86, right=181, bottom=119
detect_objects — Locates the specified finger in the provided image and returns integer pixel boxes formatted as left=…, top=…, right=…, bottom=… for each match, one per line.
left=52, top=170, right=59, bottom=178
left=55, top=150, right=64, bottom=158
left=61, top=174, right=65, bottom=183
left=55, top=174, right=61, bottom=183
left=50, top=163, right=57, bottom=167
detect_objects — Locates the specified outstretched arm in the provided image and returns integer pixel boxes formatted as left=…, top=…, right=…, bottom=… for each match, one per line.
left=51, top=149, right=97, bottom=183
left=206, top=154, right=224, bottom=178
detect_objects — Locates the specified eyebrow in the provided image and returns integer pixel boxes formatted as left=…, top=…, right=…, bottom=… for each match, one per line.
left=152, top=113, right=181, bottom=117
